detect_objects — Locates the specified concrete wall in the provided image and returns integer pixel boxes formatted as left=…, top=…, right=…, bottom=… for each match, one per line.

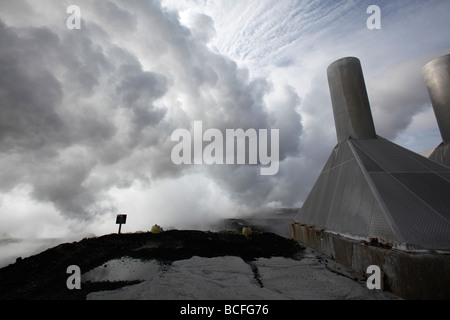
left=290, top=223, right=450, bottom=300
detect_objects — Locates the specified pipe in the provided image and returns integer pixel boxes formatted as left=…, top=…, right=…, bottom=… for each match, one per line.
left=327, top=57, right=376, bottom=143
left=423, top=54, right=450, bottom=144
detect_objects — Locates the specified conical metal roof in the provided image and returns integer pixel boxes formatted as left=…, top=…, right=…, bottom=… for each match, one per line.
left=294, top=57, right=450, bottom=250
left=295, top=137, right=450, bottom=250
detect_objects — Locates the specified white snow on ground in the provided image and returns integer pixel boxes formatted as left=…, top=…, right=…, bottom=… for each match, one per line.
left=84, top=251, right=394, bottom=300
left=83, top=258, right=162, bottom=282
left=253, top=257, right=382, bottom=300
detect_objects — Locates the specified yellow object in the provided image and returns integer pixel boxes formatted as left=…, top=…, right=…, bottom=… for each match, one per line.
left=151, top=225, right=162, bottom=234
left=242, top=227, right=252, bottom=236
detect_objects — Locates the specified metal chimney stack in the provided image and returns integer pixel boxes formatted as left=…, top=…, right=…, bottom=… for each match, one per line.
left=292, top=56, right=450, bottom=300
left=423, top=54, right=450, bottom=145
left=327, top=57, right=377, bottom=143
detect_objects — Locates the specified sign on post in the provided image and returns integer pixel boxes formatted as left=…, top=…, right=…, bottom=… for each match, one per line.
left=116, top=214, right=127, bottom=234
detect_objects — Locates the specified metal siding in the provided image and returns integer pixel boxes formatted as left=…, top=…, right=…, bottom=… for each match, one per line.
left=295, top=137, right=450, bottom=250
left=370, top=172, right=450, bottom=249
left=392, top=173, right=450, bottom=221
left=296, top=141, right=395, bottom=240
left=368, top=199, right=401, bottom=243
left=352, top=143, right=384, bottom=172
left=353, top=139, right=433, bottom=173
left=438, top=171, right=450, bottom=182
left=326, top=159, right=355, bottom=232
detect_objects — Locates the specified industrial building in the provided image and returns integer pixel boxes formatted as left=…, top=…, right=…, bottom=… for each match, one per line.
left=290, top=55, right=450, bottom=299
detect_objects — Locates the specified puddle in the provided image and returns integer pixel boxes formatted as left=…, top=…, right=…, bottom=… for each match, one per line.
left=82, top=257, right=163, bottom=282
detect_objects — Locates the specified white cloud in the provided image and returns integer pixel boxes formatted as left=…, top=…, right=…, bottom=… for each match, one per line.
left=0, top=186, right=70, bottom=238
left=0, top=0, right=449, bottom=241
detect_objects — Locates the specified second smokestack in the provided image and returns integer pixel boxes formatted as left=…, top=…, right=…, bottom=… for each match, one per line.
left=423, top=54, right=450, bottom=145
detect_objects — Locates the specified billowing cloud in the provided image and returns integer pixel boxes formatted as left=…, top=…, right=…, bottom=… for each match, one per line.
left=0, top=0, right=449, bottom=239
left=0, top=0, right=304, bottom=237
left=369, top=54, right=443, bottom=140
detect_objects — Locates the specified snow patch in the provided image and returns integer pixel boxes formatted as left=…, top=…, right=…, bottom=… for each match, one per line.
left=85, top=256, right=393, bottom=300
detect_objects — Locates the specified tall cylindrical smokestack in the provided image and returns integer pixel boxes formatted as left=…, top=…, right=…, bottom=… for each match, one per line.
left=423, top=54, right=450, bottom=144
left=327, top=57, right=376, bottom=143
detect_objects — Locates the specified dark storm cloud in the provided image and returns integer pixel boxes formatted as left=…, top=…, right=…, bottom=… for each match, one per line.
left=116, top=65, right=168, bottom=133
left=0, top=22, right=65, bottom=152
left=1, top=0, right=448, bottom=238
left=0, top=21, right=106, bottom=218
left=0, top=0, right=304, bottom=227
left=0, top=7, right=170, bottom=219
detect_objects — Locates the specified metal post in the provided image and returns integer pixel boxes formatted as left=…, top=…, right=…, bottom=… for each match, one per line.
left=116, top=214, right=127, bottom=235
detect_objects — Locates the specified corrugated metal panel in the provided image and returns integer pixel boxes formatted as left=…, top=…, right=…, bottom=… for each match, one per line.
left=439, top=172, right=450, bottom=182
left=338, top=160, right=373, bottom=236
left=371, top=172, right=450, bottom=249
left=322, top=146, right=338, bottom=172
left=368, top=199, right=401, bottom=243
left=295, top=137, right=450, bottom=250
left=295, top=140, right=398, bottom=242
left=352, top=138, right=434, bottom=173
left=297, top=141, right=352, bottom=227
left=352, top=143, right=383, bottom=172
left=326, top=158, right=356, bottom=232
left=392, top=173, right=450, bottom=219
left=346, top=166, right=372, bottom=236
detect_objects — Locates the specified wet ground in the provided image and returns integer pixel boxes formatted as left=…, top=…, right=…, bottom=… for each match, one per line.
left=0, top=229, right=398, bottom=300
left=0, top=230, right=304, bottom=300
left=84, top=252, right=394, bottom=300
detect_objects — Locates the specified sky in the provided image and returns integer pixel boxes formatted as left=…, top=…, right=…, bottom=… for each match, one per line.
left=0, top=0, right=449, bottom=240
